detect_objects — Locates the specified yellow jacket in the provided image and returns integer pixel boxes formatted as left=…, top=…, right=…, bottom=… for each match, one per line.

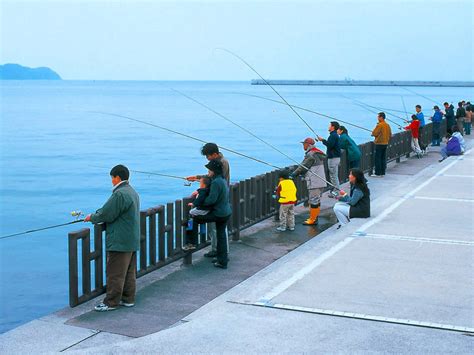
left=277, top=179, right=297, bottom=204
left=372, top=121, right=392, bottom=145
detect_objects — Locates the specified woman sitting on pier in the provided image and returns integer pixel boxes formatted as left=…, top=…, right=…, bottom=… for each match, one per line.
left=333, top=169, right=370, bottom=229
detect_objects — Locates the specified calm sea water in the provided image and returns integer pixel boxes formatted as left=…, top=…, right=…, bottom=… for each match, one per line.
left=0, top=80, right=471, bottom=333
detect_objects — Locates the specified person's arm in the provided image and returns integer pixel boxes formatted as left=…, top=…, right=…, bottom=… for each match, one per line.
left=292, top=153, right=316, bottom=176
left=372, top=124, right=380, bottom=137
left=339, top=188, right=364, bottom=206
left=90, top=192, right=129, bottom=224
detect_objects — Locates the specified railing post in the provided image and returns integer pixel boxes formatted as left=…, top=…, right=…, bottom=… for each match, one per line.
left=232, top=183, right=240, bottom=241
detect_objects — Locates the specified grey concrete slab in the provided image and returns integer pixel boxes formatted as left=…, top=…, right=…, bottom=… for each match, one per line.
left=66, top=212, right=337, bottom=337
left=0, top=319, right=96, bottom=353
left=414, top=175, right=474, bottom=200
left=365, top=198, right=474, bottom=241
left=68, top=302, right=474, bottom=354
left=272, top=238, right=474, bottom=328
left=65, top=332, right=132, bottom=352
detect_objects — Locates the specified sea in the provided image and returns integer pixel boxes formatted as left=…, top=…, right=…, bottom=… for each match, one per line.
left=0, top=80, right=471, bottom=333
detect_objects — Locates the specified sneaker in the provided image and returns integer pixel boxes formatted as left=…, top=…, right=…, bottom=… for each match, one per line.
left=336, top=224, right=342, bottom=230
left=371, top=175, right=383, bottom=178
left=213, top=262, right=227, bottom=269
left=94, top=303, right=116, bottom=312
left=288, top=227, right=295, bottom=231
left=276, top=227, right=287, bottom=232
left=182, top=244, right=196, bottom=251
left=438, top=158, right=446, bottom=163
left=204, top=251, right=217, bottom=258
left=120, top=300, right=135, bottom=307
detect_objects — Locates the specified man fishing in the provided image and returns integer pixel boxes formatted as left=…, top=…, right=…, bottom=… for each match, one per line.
left=290, top=138, right=327, bottom=226
left=84, top=164, right=140, bottom=312
left=371, top=112, right=392, bottom=177
left=186, top=143, right=230, bottom=258
left=317, top=121, right=341, bottom=196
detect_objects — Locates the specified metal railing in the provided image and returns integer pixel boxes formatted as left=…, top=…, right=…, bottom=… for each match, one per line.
left=68, top=121, right=445, bottom=307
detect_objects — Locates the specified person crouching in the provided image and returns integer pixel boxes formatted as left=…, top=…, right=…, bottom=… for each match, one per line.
left=333, top=169, right=370, bottom=229
left=275, top=170, right=297, bottom=232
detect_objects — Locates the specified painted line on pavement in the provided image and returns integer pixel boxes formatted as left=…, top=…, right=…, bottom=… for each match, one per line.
left=442, top=174, right=474, bottom=178
left=412, top=196, right=474, bottom=203
left=355, top=233, right=474, bottom=246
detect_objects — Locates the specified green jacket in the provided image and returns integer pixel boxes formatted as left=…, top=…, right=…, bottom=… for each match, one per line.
left=90, top=181, right=140, bottom=252
left=339, top=133, right=361, bottom=162
left=203, top=175, right=232, bottom=217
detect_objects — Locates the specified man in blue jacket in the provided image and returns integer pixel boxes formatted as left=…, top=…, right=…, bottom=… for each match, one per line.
left=430, top=105, right=443, bottom=146
left=317, top=121, right=341, bottom=197
left=85, top=165, right=140, bottom=312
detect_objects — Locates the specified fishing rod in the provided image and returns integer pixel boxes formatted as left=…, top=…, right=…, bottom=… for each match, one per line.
left=215, top=48, right=318, bottom=137
left=232, top=92, right=373, bottom=133
left=341, top=95, right=408, bottom=124
left=89, top=111, right=281, bottom=170
left=171, top=88, right=341, bottom=191
left=0, top=212, right=85, bottom=240
left=401, top=96, right=409, bottom=121
left=399, top=86, right=439, bottom=105
left=90, top=165, right=194, bottom=186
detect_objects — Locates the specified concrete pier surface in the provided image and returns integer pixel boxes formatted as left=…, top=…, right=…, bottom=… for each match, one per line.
left=1, top=136, right=472, bottom=353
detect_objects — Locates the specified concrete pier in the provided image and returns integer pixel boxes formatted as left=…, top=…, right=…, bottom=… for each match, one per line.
left=251, top=79, right=474, bottom=87
left=0, top=137, right=472, bottom=353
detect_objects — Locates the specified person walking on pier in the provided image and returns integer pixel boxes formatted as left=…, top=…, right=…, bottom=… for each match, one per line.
left=455, top=102, right=466, bottom=135
left=186, top=143, right=230, bottom=258
left=275, top=169, right=297, bottom=232
left=371, top=112, right=392, bottom=177
left=290, top=138, right=327, bottom=226
left=443, top=102, right=455, bottom=132
left=187, top=159, right=232, bottom=269
left=85, top=165, right=140, bottom=312
left=337, top=125, right=361, bottom=169
left=317, top=121, right=341, bottom=196
left=333, top=168, right=370, bottom=229
left=429, top=106, right=443, bottom=146
left=405, top=114, right=422, bottom=158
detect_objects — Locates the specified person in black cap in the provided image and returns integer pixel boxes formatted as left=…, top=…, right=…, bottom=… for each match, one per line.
left=183, top=159, right=232, bottom=269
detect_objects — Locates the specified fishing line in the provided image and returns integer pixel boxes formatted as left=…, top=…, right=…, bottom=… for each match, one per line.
left=0, top=219, right=85, bottom=240
left=215, top=48, right=318, bottom=137
left=232, top=92, right=373, bottom=133
left=399, top=86, right=439, bottom=105
left=171, top=88, right=340, bottom=190
left=341, top=95, right=408, bottom=124
left=401, top=96, right=409, bottom=121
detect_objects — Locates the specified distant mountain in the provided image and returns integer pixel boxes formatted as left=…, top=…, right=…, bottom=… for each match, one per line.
left=0, top=63, right=62, bottom=80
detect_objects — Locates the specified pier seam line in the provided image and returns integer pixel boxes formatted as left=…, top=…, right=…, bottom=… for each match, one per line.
left=59, top=330, right=101, bottom=352
left=355, top=233, right=474, bottom=246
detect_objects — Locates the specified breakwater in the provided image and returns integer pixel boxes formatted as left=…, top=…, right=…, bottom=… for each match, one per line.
left=251, top=80, right=474, bottom=87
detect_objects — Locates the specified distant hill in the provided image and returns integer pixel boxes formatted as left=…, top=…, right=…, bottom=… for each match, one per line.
left=0, top=63, right=62, bottom=80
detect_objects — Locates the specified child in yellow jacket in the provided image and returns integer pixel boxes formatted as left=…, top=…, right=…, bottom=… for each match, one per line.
left=275, top=170, right=297, bottom=232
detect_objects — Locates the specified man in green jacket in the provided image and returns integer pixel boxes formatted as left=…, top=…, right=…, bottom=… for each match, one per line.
left=85, top=164, right=140, bottom=312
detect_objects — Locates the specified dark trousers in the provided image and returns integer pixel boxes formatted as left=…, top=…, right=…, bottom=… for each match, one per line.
left=432, top=122, right=441, bottom=145
left=191, top=212, right=230, bottom=265
left=349, top=159, right=360, bottom=169
left=104, top=251, right=137, bottom=307
left=374, top=144, right=387, bottom=176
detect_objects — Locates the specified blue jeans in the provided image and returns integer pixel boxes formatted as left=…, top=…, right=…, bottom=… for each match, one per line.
left=464, top=122, right=471, bottom=135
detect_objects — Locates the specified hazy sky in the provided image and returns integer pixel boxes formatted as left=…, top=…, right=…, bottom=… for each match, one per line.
left=1, top=0, right=472, bottom=80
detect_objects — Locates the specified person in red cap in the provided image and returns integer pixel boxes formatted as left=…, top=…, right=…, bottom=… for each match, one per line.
left=290, top=137, right=327, bottom=225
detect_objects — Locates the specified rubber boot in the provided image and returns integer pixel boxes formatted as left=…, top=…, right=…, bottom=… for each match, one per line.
left=303, top=207, right=320, bottom=225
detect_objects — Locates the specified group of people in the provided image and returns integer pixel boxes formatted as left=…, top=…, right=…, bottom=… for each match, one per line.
left=83, top=98, right=470, bottom=313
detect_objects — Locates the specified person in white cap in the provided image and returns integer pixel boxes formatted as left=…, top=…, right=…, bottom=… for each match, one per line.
left=290, top=138, right=327, bottom=225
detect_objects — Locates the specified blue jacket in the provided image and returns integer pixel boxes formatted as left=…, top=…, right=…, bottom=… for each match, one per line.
left=432, top=110, right=443, bottom=123
left=446, top=137, right=461, bottom=156
left=321, top=131, right=341, bottom=159
left=416, top=112, right=425, bottom=127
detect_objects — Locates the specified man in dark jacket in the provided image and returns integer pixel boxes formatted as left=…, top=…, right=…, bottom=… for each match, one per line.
left=85, top=165, right=140, bottom=312
left=186, top=159, right=232, bottom=269
left=317, top=121, right=341, bottom=196
left=443, top=102, right=455, bottom=132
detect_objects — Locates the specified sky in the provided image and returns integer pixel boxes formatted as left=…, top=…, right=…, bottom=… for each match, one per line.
left=0, top=0, right=473, bottom=81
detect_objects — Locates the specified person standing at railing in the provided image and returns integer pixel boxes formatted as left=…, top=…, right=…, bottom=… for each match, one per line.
left=463, top=104, right=472, bottom=135
left=187, top=159, right=232, bottom=269
left=337, top=126, right=361, bottom=169
left=405, top=115, right=422, bottom=158
left=371, top=112, right=392, bottom=177
left=275, top=169, right=297, bottom=232
left=455, top=101, right=466, bottom=135
left=186, top=143, right=230, bottom=259
left=317, top=121, right=341, bottom=197
left=443, top=102, right=455, bottom=133
left=84, top=164, right=140, bottom=312
left=429, top=106, right=443, bottom=146
left=415, top=105, right=427, bottom=153
left=290, top=137, right=327, bottom=226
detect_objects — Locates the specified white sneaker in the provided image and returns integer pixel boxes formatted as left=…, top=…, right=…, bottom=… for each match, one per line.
left=94, top=302, right=116, bottom=312
left=120, top=300, right=135, bottom=307
left=288, top=227, right=295, bottom=231
left=276, top=227, right=287, bottom=232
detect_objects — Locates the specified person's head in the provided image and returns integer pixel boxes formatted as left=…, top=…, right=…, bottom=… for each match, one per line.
left=205, top=159, right=223, bottom=177
left=377, top=112, right=386, bottom=122
left=109, top=164, right=129, bottom=186
left=461, top=100, right=466, bottom=105
left=433, top=105, right=439, bottom=111
left=329, top=121, right=340, bottom=132
left=443, top=102, right=449, bottom=108
left=337, top=125, right=348, bottom=135
left=301, top=137, right=315, bottom=151
left=415, top=105, right=422, bottom=113
left=201, top=143, right=220, bottom=160
left=278, top=169, right=290, bottom=181
left=411, top=114, right=418, bottom=121
left=348, top=168, right=367, bottom=189
left=452, top=125, right=460, bottom=133
left=458, top=101, right=463, bottom=108
left=199, top=176, right=211, bottom=189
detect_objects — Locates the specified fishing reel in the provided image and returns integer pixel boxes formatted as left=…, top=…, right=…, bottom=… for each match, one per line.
left=71, top=211, right=84, bottom=220
left=184, top=182, right=192, bottom=187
